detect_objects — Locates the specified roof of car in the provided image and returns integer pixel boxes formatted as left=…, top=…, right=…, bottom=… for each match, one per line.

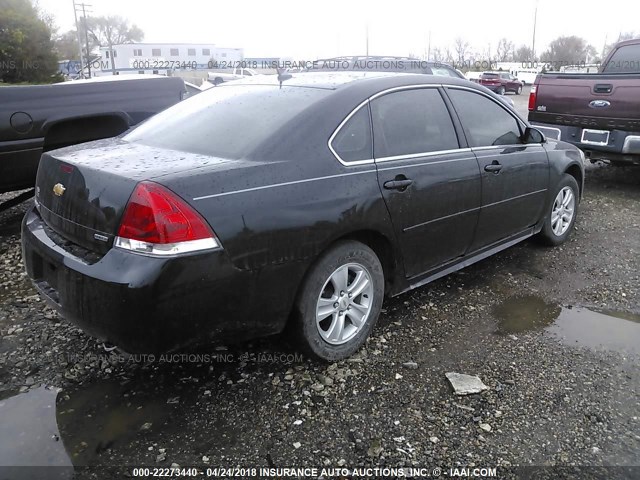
left=219, top=71, right=472, bottom=91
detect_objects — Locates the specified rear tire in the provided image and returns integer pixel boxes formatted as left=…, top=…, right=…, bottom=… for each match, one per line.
left=291, top=240, right=384, bottom=362
left=516, top=85, right=522, bottom=95
left=537, top=174, right=579, bottom=246
left=497, top=86, right=506, bottom=95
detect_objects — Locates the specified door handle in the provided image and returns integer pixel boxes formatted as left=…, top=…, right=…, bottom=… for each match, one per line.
left=484, top=162, right=503, bottom=173
left=383, top=179, right=413, bottom=190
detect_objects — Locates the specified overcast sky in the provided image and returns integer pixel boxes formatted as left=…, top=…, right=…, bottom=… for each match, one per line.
left=39, top=0, right=639, bottom=59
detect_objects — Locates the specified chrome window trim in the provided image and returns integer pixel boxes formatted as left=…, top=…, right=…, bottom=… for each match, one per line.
left=328, top=81, right=535, bottom=168
left=472, top=145, right=545, bottom=152
left=327, top=98, right=374, bottom=166
left=375, top=150, right=473, bottom=165
left=443, top=84, right=529, bottom=134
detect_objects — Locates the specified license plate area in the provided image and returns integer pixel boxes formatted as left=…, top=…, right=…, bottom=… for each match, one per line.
left=581, top=129, right=610, bottom=146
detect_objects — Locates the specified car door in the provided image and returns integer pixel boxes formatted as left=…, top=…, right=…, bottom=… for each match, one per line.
left=370, top=87, right=481, bottom=279
left=444, top=87, right=549, bottom=251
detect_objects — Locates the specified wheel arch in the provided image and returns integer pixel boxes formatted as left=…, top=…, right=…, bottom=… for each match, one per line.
left=564, top=163, right=584, bottom=199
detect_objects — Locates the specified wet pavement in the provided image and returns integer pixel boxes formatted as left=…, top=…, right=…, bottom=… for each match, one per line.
left=0, top=164, right=639, bottom=478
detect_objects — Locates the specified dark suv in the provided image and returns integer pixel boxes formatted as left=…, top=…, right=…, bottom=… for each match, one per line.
left=479, top=72, right=523, bottom=95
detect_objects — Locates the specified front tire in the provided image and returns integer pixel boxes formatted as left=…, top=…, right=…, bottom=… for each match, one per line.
left=291, top=240, right=384, bottom=361
left=537, top=174, right=579, bottom=246
left=516, top=85, right=522, bottom=95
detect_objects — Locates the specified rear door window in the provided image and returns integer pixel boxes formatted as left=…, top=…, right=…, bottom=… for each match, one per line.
left=370, top=88, right=459, bottom=158
left=447, top=89, right=523, bottom=147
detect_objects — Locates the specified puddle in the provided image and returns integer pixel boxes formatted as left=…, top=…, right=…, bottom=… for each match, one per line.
left=494, top=295, right=640, bottom=354
left=0, top=386, right=73, bottom=477
left=493, top=295, right=562, bottom=334
left=56, top=378, right=173, bottom=466
left=0, top=377, right=177, bottom=472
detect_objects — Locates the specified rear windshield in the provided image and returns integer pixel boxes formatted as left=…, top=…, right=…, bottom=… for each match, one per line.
left=602, top=44, right=640, bottom=73
left=482, top=73, right=499, bottom=78
left=124, top=85, right=330, bottom=159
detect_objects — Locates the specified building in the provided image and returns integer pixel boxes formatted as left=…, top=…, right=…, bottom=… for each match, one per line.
left=91, top=43, right=244, bottom=76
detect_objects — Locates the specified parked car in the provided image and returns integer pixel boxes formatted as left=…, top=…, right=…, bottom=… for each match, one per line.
left=528, top=38, right=640, bottom=166
left=479, top=72, right=524, bottom=95
left=22, top=72, right=585, bottom=361
left=0, top=74, right=186, bottom=194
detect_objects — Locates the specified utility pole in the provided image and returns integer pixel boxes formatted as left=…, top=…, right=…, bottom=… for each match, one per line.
left=531, top=0, right=538, bottom=62
left=74, top=1, right=93, bottom=76
left=72, top=0, right=85, bottom=78
left=365, top=22, right=369, bottom=57
left=427, top=30, right=431, bottom=61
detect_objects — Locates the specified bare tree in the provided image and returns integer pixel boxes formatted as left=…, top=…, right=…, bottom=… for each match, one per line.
left=430, top=47, right=443, bottom=62
left=514, top=45, right=535, bottom=62
left=602, top=31, right=637, bottom=58
left=453, top=37, right=469, bottom=63
left=541, top=36, right=595, bottom=68
left=496, top=38, right=515, bottom=62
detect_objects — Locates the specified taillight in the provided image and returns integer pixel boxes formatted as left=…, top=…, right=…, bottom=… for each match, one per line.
left=114, top=181, right=220, bottom=256
left=528, top=85, right=537, bottom=111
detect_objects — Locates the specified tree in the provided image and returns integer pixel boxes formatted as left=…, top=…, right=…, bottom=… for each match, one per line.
left=85, top=15, right=143, bottom=72
left=85, top=16, right=143, bottom=51
left=602, top=31, right=638, bottom=58
left=540, top=36, right=595, bottom=67
left=54, top=30, right=81, bottom=60
left=0, top=0, right=61, bottom=83
left=514, top=45, right=535, bottom=62
left=495, top=38, right=515, bottom=62
left=453, top=37, right=470, bottom=64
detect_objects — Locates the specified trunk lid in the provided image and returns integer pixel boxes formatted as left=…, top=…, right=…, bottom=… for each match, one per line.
left=35, top=139, right=231, bottom=254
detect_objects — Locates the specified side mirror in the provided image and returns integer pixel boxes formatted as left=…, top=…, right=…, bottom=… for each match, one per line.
left=523, top=126, right=546, bottom=144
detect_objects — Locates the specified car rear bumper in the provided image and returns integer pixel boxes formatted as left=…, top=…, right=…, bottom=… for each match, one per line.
left=21, top=206, right=256, bottom=353
left=531, top=122, right=640, bottom=165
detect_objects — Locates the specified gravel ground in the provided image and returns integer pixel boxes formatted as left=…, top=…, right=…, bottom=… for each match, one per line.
left=0, top=163, right=639, bottom=479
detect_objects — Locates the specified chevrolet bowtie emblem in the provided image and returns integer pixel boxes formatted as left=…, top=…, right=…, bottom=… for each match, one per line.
left=53, top=183, right=66, bottom=197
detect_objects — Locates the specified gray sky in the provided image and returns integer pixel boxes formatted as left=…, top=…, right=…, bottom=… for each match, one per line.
left=40, top=0, right=639, bottom=59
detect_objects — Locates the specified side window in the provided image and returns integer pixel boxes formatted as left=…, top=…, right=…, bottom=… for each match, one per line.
left=371, top=88, right=459, bottom=158
left=447, top=89, right=523, bottom=147
left=330, top=105, right=373, bottom=163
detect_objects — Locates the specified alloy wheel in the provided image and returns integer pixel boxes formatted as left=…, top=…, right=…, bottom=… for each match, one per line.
left=315, top=263, right=374, bottom=345
left=551, top=186, right=575, bottom=236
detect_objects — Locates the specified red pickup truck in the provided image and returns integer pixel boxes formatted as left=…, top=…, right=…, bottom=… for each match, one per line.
left=528, top=39, right=640, bottom=165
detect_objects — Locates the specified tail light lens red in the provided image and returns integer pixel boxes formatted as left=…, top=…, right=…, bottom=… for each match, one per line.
left=528, top=85, right=537, bottom=111
left=115, top=181, right=220, bottom=256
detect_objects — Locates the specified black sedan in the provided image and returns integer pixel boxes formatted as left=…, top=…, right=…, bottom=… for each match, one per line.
left=21, top=72, right=585, bottom=361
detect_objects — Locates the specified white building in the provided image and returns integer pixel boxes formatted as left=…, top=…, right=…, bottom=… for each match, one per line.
left=91, top=43, right=244, bottom=76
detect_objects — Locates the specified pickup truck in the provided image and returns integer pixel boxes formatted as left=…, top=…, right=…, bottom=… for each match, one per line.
left=0, top=74, right=186, bottom=194
left=528, top=38, right=640, bottom=165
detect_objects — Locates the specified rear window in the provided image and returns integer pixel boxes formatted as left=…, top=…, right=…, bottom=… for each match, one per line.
left=124, top=85, right=330, bottom=159
left=482, top=73, right=499, bottom=78
left=602, top=44, right=640, bottom=73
